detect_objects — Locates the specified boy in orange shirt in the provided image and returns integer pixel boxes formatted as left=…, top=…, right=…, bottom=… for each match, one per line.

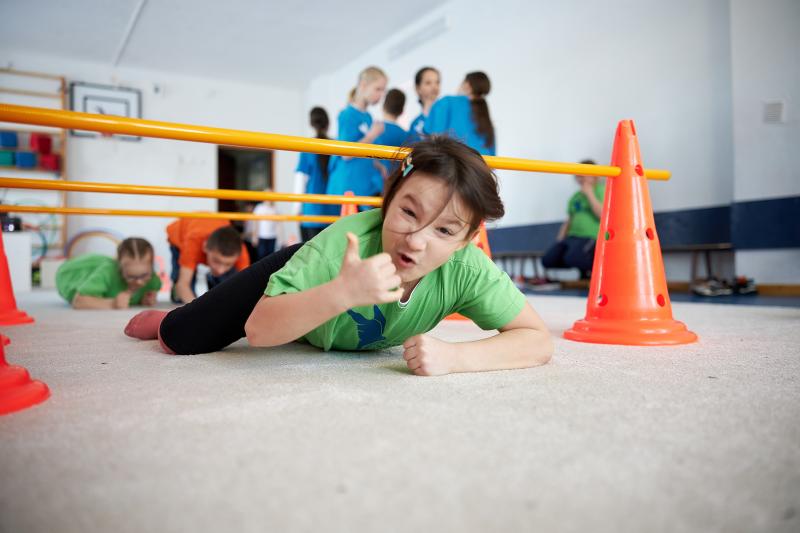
left=167, top=219, right=250, bottom=304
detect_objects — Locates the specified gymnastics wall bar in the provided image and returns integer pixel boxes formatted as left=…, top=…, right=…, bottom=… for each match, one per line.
left=0, top=72, right=70, bottom=253
left=0, top=104, right=671, bottom=181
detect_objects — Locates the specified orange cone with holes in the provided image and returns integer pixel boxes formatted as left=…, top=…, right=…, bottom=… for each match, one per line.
left=340, top=191, right=358, bottom=217
left=0, top=341, right=49, bottom=415
left=564, top=120, right=697, bottom=345
left=0, top=232, right=34, bottom=326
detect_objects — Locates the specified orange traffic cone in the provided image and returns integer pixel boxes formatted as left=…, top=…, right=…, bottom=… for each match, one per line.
left=340, top=191, right=358, bottom=217
left=564, top=120, right=696, bottom=345
left=447, top=222, right=493, bottom=321
left=0, top=233, right=34, bottom=326
left=0, top=341, right=49, bottom=415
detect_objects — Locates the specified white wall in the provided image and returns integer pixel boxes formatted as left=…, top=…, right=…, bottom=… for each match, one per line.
left=307, top=0, right=735, bottom=228
left=730, top=0, right=800, bottom=283
left=1, top=50, right=304, bottom=268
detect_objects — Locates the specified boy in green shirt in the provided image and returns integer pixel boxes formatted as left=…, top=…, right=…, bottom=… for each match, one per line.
left=57, top=238, right=161, bottom=309
left=542, top=159, right=605, bottom=279
left=126, top=137, right=553, bottom=376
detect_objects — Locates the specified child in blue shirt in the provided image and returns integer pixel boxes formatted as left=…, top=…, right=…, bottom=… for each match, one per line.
left=324, top=67, right=388, bottom=213
left=407, top=67, right=441, bottom=144
left=372, top=88, right=409, bottom=183
left=425, top=71, right=496, bottom=156
left=295, top=107, right=332, bottom=242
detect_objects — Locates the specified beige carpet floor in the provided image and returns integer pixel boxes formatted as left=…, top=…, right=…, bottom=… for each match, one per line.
left=1, top=289, right=799, bottom=533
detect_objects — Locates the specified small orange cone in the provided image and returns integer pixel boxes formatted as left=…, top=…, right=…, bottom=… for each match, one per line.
left=0, top=233, right=34, bottom=326
left=447, top=222, right=493, bottom=321
left=0, top=341, right=49, bottom=415
left=564, top=120, right=696, bottom=345
left=340, top=191, right=358, bottom=217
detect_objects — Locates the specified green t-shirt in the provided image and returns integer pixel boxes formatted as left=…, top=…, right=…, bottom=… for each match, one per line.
left=55, top=254, right=161, bottom=305
left=566, top=182, right=606, bottom=239
left=265, top=209, right=527, bottom=351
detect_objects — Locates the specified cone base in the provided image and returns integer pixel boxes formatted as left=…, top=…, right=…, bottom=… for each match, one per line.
left=564, top=317, right=698, bottom=346
left=0, top=365, right=50, bottom=415
left=445, top=313, right=470, bottom=321
left=0, top=308, right=34, bottom=326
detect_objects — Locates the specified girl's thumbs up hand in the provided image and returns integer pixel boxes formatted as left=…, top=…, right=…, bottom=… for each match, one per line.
left=338, top=232, right=402, bottom=308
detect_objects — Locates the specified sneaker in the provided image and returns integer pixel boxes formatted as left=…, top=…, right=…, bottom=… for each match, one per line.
left=731, top=276, right=758, bottom=295
left=691, top=279, right=733, bottom=297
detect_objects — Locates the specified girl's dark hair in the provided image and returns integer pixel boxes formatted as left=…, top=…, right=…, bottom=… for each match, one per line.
left=117, top=237, right=153, bottom=260
left=383, top=88, right=406, bottom=117
left=414, top=66, right=440, bottom=105
left=464, top=71, right=495, bottom=150
left=309, top=106, right=330, bottom=183
left=382, top=135, right=504, bottom=237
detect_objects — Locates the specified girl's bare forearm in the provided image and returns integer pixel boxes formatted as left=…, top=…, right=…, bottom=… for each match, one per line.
left=450, top=328, right=553, bottom=373
left=245, top=279, right=349, bottom=347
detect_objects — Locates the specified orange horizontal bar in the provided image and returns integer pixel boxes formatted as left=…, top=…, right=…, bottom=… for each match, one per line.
left=0, top=177, right=383, bottom=206
left=0, top=205, right=339, bottom=224
left=0, top=104, right=671, bottom=180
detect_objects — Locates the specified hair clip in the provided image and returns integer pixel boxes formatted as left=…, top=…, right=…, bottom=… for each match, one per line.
left=402, top=155, right=414, bottom=177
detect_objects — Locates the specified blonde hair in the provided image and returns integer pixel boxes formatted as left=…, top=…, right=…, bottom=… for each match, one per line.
left=358, top=66, right=387, bottom=86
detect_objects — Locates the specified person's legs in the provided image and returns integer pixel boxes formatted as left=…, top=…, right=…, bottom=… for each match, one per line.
left=256, top=238, right=276, bottom=260
left=169, top=245, right=181, bottom=303
left=158, top=243, right=303, bottom=355
left=169, top=245, right=198, bottom=303
left=563, top=237, right=596, bottom=278
left=300, top=226, right=325, bottom=242
left=541, top=240, right=568, bottom=269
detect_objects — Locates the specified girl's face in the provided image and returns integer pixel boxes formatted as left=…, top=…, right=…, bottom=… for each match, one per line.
left=119, top=255, right=153, bottom=291
left=382, top=172, right=474, bottom=288
left=416, top=70, right=440, bottom=103
left=457, top=80, right=472, bottom=97
left=360, top=77, right=387, bottom=106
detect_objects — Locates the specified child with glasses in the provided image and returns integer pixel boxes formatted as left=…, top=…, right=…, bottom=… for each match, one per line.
left=56, top=237, right=161, bottom=309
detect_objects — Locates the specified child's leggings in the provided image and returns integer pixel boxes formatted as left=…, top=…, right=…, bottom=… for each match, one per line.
left=159, top=243, right=303, bottom=355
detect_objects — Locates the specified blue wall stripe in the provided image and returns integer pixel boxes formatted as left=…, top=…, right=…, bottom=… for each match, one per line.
left=488, top=196, right=799, bottom=252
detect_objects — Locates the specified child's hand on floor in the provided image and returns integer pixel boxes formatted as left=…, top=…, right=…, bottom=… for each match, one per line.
left=338, top=233, right=402, bottom=308
left=141, top=291, right=157, bottom=307
left=403, top=334, right=455, bottom=376
left=114, top=291, right=132, bottom=309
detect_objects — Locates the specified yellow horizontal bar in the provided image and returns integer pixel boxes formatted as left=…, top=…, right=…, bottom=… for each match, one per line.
left=0, top=104, right=671, bottom=180
left=0, top=205, right=339, bottom=224
left=0, top=177, right=383, bottom=206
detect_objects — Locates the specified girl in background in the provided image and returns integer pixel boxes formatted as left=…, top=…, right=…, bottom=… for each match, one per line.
left=325, top=67, right=387, bottom=210
left=425, top=71, right=495, bottom=156
left=295, top=107, right=332, bottom=242
left=56, top=237, right=161, bottom=309
left=407, top=67, right=441, bottom=143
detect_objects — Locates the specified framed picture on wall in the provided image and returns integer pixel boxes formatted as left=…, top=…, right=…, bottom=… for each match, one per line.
left=69, top=82, right=142, bottom=141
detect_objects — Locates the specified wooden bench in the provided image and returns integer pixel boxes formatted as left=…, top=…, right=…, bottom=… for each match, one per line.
left=493, top=243, right=734, bottom=289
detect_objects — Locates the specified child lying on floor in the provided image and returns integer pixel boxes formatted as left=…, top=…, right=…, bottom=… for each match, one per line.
left=56, top=237, right=161, bottom=310
left=125, top=136, right=552, bottom=376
